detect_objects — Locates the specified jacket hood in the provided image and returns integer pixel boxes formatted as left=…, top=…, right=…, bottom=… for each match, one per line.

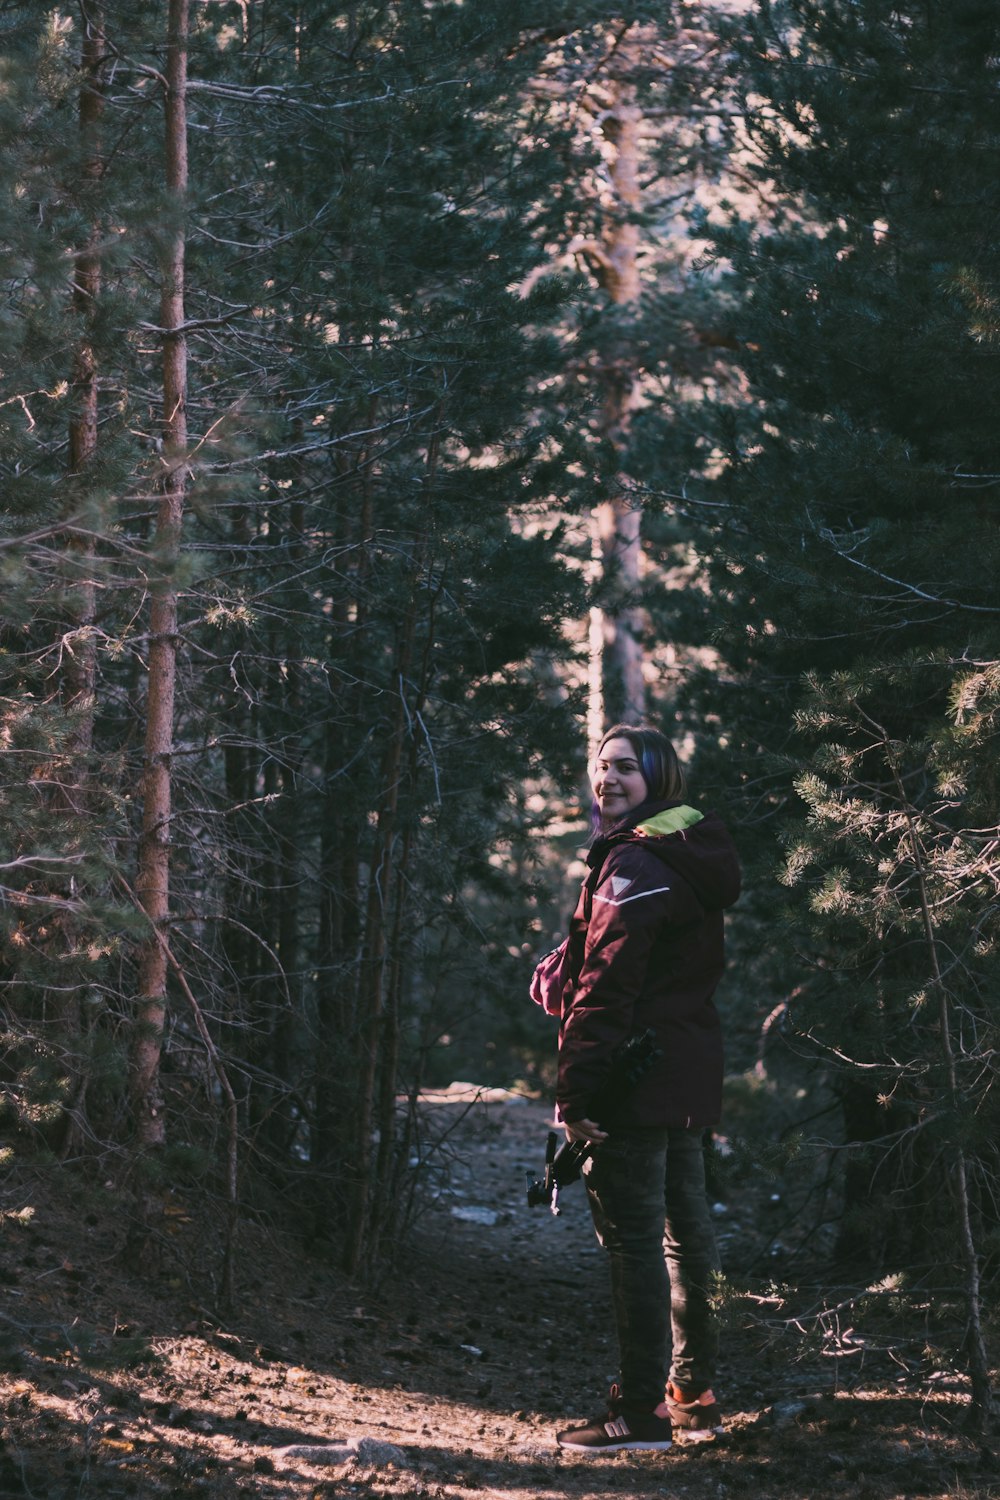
left=591, top=799, right=741, bottom=912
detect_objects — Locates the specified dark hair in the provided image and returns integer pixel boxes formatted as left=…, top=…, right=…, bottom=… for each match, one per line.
left=597, top=723, right=687, bottom=803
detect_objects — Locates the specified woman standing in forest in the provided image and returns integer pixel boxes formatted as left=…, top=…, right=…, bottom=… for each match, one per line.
left=533, top=724, right=740, bottom=1452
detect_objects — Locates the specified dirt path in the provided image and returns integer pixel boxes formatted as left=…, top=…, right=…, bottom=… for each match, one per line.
left=0, top=1092, right=994, bottom=1498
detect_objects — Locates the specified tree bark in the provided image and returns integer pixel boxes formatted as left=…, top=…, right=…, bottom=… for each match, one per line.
left=315, top=411, right=376, bottom=1195
left=53, top=4, right=108, bottom=1160
left=343, top=437, right=433, bottom=1275
left=63, top=2, right=106, bottom=765
left=586, top=67, right=646, bottom=754
left=343, top=594, right=418, bottom=1276
left=131, top=0, right=189, bottom=1155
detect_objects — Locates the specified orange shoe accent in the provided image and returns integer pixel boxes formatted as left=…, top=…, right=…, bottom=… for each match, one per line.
left=668, top=1382, right=715, bottom=1406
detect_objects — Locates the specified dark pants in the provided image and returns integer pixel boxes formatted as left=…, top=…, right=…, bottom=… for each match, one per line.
left=583, top=1125, right=721, bottom=1410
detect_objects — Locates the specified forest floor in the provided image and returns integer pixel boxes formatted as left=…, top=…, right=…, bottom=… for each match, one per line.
left=0, top=1090, right=997, bottom=1500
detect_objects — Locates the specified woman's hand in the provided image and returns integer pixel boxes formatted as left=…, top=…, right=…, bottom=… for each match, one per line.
left=563, top=1117, right=607, bottom=1144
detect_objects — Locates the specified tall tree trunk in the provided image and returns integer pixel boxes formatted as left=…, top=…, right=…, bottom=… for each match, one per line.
left=343, top=458, right=431, bottom=1272
left=64, top=2, right=105, bottom=759
left=131, top=0, right=189, bottom=1159
left=54, top=3, right=108, bottom=1158
left=314, top=419, right=376, bottom=1196
left=369, top=574, right=438, bottom=1259
left=266, top=489, right=307, bottom=1159
left=343, top=599, right=418, bottom=1276
left=586, top=66, right=646, bottom=753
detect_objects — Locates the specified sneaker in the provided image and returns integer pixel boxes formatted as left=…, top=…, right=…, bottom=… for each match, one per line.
left=663, top=1381, right=722, bottom=1442
left=556, top=1384, right=673, bottom=1453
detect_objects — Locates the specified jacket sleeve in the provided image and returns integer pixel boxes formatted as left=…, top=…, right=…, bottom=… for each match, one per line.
left=556, top=844, right=675, bottom=1123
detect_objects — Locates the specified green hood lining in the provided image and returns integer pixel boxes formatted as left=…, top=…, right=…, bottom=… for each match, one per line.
left=635, top=805, right=704, bottom=839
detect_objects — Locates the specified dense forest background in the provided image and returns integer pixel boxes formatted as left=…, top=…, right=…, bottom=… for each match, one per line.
left=1, top=0, right=997, bottom=1437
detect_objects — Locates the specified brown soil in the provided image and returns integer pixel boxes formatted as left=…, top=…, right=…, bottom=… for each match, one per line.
left=0, top=1093, right=995, bottom=1499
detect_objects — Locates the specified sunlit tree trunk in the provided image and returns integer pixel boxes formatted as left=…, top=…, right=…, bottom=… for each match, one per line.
left=132, top=0, right=189, bottom=1154
left=586, top=66, right=646, bottom=753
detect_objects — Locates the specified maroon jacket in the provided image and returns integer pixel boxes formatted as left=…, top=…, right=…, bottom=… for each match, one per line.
left=556, top=800, right=740, bottom=1129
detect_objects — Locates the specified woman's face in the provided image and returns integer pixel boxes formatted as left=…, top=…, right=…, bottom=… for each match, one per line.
left=592, top=736, right=648, bottom=824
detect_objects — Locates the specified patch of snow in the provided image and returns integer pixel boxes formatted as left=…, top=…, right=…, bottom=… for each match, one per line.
left=450, top=1205, right=499, bottom=1226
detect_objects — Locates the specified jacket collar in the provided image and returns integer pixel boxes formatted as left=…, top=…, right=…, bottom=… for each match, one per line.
left=588, top=798, right=702, bottom=865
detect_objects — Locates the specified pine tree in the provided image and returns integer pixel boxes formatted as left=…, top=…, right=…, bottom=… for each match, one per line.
left=515, top=6, right=747, bottom=749
left=0, top=5, right=148, bottom=1162
left=2, top=0, right=589, bottom=1280
left=690, top=0, right=1000, bottom=1429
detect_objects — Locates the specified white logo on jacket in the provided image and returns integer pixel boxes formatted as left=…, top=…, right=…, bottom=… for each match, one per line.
left=594, top=873, right=672, bottom=907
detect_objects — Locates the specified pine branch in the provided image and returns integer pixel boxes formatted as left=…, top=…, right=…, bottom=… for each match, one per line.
left=137, top=307, right=253, bottom=337
left=819, top=538, right=1000, bottom=616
